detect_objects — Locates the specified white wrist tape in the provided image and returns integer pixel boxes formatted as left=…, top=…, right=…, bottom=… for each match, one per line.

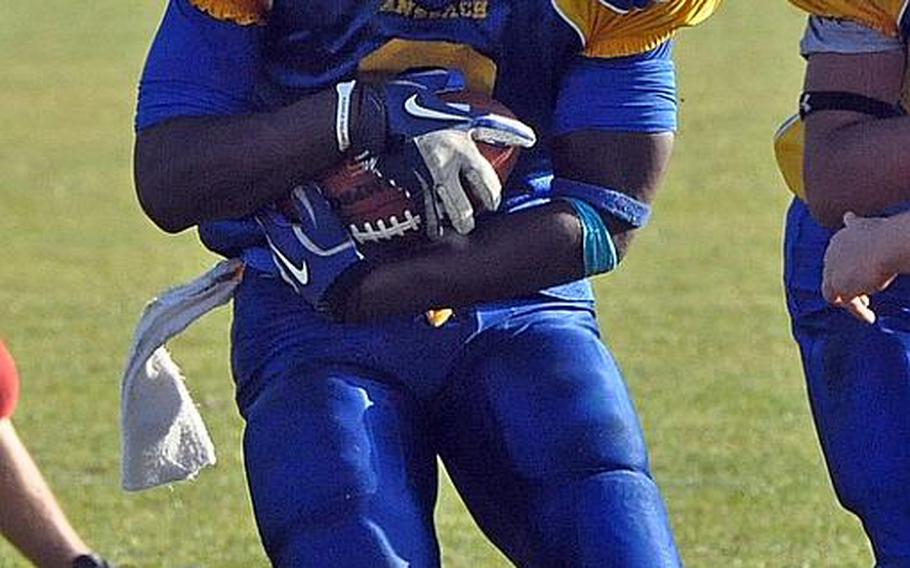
left=335, top=80, right=356, bottom=153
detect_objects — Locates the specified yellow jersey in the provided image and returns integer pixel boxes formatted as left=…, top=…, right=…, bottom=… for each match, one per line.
left=552, top=0, right=722, bottom=58
left=775, top=0, right=908, bottom=199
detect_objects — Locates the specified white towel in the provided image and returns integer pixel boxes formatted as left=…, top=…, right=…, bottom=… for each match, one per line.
left=121, top=259, right=244, bottom=491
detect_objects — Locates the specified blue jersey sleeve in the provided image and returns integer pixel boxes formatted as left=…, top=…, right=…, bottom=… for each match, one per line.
left=135, top=0, right=265, bottom=131
left=553, top=40, right=677, bottom=135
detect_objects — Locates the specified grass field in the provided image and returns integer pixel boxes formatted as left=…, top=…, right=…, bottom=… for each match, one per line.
left=0, top=1, right=875, bottom=566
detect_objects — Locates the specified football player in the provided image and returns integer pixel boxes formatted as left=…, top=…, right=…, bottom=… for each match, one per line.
left=775, top=1, right=910, bottom=564
left=134, top=0, right=720, bottom=565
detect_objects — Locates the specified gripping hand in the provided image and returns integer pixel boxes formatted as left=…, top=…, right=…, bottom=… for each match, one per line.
left=256, top=185, right=364, bottom=311
left=380, top=69, right=534, bottom=146
left=373, top=69, right=536, bottom=237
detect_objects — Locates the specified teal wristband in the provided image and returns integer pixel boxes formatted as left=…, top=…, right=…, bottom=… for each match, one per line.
left=565, top=198, right=618, bottom=276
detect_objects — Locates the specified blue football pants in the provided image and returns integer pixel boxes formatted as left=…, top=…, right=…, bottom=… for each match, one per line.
left=787, top=199, right=910, bottom=567
left=231, top=271, right=680, bottom=567
left=792, top=318, right=910, bottom=567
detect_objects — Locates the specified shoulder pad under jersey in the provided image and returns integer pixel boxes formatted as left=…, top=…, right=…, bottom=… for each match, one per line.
left=189, top=0, right=268, bottom=25
left=552, top=0, right=722, bottom=58
left=789, top=0, right=908, bottom=38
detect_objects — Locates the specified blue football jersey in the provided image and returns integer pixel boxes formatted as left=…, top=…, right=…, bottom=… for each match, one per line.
left=137, top=0, right=718, bottom=267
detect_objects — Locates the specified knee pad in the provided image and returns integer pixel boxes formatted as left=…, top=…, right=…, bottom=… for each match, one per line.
left=242, top=383, right=380, bottom=551
left=241, top=369, right=438, bottom=566
left=538, top=469, right=680, bottom=568
left=275, top=517, right=411, bottom=568
left=506, top=373, right=651, bottom=480
left=0, top=341, right=20, bottom=419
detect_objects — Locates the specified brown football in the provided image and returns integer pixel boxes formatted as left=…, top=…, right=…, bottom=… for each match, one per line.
left=316, top=90, right=522, bottom=257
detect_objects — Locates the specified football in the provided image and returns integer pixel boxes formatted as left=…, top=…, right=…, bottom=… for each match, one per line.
left=316, top=91, right=522, bottom=257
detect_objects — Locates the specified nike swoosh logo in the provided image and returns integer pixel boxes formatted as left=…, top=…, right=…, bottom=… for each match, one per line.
left=404, top=94, right=473, bottom=123
left=269, top=241, right=309, bottom=285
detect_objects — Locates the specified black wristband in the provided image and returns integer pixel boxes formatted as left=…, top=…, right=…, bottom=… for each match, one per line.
left=799, top=91, right=905, bottom=120
left=318, top=260, right=375, bottom=322
left=72, top=553, right=113, bottom=568
left=350, top=83, right=388, bottom=156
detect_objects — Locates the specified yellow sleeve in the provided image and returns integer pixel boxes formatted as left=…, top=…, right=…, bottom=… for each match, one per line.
left=553, top=0, right=723, bottom=58
left=189, top=0, right=269, bottom=26
left=774, top=114, right=807, bottom=200
left=788, top=0, right=907, bottom=37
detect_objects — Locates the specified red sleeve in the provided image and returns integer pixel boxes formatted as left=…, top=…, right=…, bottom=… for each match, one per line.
left=0, top=340, right=20, bottom=419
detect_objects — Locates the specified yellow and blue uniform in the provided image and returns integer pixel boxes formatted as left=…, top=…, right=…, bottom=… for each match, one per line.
left=788, top=0, right=910, bottom=37
left=137, top=0, right=719, bottom=565
left=777, top=2, right=910, bottom=565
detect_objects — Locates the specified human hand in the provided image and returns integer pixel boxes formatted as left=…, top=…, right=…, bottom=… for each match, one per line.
left=380, top=68, right=536, bottom=147
left=256, top=184, right=364, bottom=311
left=822, top=212, right=899, bottom=323
left=378, top=69, right=536, bottom=237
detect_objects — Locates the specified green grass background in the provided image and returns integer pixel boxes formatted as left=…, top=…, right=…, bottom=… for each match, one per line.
left=0, top=1, right=874, bottom=566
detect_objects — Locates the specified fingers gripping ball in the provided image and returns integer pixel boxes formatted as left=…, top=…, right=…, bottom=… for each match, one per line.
left=439, top=90, right=525, bottom=181
left=0, top=340, right=20, bottom=419
left=318, top=91, right=523, bottom=258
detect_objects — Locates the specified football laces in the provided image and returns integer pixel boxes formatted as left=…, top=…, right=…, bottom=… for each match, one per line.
left=349, top=209, right=422, bottom=244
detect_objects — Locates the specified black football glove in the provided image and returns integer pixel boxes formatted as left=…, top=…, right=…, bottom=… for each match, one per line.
left=72, top=553, right=114, bottom=568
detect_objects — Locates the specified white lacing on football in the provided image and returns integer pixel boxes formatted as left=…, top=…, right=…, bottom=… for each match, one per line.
left=349, top=210, right=422, bottom=244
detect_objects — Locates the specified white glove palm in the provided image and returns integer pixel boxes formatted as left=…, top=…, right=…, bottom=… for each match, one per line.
left=414, top=129, right=505, bottom=235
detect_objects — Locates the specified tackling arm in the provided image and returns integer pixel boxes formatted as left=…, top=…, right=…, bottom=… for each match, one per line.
left=802, top=48, right=910, bottom=227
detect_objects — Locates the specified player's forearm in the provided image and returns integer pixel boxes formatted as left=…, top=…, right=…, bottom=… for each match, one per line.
left=805, top=115, right=910, bottom=227
left=338, top=131, right=671, bottom=321
left=0, top=420, right=90, bottom=567
left=328, top=130, right=672, bottom=321
left=134, top=89, right=340, bottom=233
left=134, top=86, right=386, bottom=233
left=341, top=202, right=585, bottom=322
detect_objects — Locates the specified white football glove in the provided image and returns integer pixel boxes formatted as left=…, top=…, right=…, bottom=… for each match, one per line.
left=413, top=125, right=531, bottom=235
left=370, top=69, right=537, bottom=238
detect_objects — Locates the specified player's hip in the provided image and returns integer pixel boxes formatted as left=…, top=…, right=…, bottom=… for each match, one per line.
left=230, top=268, right=597, bottom=409
left=784, top=198, right=910, bottom=334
